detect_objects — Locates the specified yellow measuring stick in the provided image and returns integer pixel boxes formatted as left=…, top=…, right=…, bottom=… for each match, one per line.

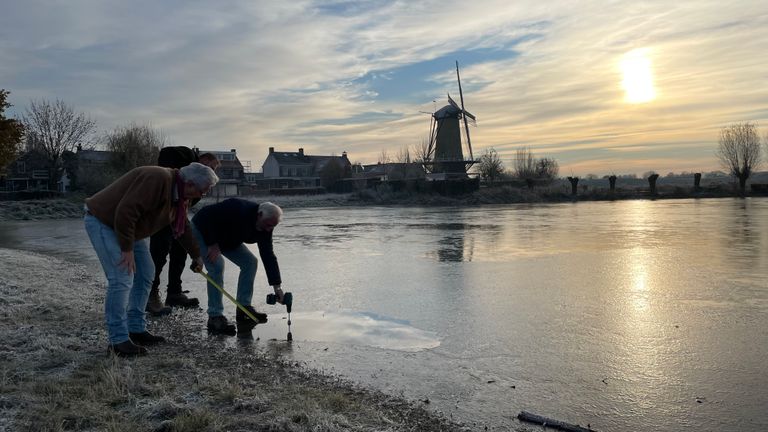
left=197, top=271, right=260, bottom=323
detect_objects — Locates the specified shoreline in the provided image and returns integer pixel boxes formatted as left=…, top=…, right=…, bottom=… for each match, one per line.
left=0, top=185, right=755, bottom=221
left=0, top=247, right=470, bottom=431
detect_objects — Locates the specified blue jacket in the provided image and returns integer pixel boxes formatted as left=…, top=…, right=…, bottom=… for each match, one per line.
left=192, top=198, right=281, bottom=285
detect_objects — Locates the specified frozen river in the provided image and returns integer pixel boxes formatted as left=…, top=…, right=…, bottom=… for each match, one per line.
left=2, top=198, right=767, bottom=431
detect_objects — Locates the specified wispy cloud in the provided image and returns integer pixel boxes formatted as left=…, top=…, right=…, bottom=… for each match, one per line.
left=1, top=0, right=766, bottom=176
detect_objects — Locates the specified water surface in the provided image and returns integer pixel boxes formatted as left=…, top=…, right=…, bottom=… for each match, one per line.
left=1, top=198, right=766, bottom=431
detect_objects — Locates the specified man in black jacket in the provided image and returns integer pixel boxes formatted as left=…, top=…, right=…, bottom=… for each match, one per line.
left=191, top=198, right=284, bottom=335
left=147, top=146, right=220, bottom=315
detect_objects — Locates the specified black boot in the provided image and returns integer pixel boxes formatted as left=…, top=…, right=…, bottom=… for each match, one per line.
left=166, top=292, right=200, bottom=308
left=108, top=340, right=148, bottom=358
left=207, top=316, right=236, bottom=336
left=236, top=305, right=267, bottom=332
left=129, top=331, right=166, bottom=346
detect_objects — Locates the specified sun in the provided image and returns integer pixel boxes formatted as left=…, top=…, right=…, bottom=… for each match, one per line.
left=621, top=48, right=656, bottom=103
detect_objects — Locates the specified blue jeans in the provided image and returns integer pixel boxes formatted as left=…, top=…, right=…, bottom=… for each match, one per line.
left=191, top=224, right=257, bottom=317
left=84, top=213, right=154, bottom=344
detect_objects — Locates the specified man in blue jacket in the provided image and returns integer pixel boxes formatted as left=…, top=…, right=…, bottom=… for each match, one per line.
left=191, top=198, right=285, bottom=335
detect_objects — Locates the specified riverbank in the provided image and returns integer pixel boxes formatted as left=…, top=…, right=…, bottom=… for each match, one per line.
left=0, top=183, right=748, bottom=221
left=0, top=247, right=469, bottom=431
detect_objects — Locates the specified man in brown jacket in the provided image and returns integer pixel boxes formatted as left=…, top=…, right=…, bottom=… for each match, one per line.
left=84, top=162, right=218, bottom=357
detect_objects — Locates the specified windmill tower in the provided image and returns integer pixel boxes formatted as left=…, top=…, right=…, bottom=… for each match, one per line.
left=424, top=61, right=477, bottom=179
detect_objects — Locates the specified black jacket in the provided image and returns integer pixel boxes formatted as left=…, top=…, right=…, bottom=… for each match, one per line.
left=158, top=146, right=199, bottom=169
left=192, top=198, right=281, bottom=285
left=158, top=146, right=202, bottom=206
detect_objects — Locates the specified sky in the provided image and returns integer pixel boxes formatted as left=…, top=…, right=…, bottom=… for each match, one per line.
left=1, top=0, right=767, bottom=177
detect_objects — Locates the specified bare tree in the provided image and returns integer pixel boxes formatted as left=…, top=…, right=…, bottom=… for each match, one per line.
left=411, top=138, right=431, bottom=163
left=389, top=145, right=413, bottom=179
left=535, top=157, right=559, bottom=182
left=106, top=123, right=166, bottom=174
left=23, top=99, right=96, bottom=189
left=513, top=146, right=559, bottom=183
left=513, top=147, right=536, bottom=179
left=477, top=147, right=505, bottom=183
left=716, top=122, right=761, bottom=194
left=394, top=145, right=411, bottom=163
left=378, top=150, right=391, bottom=164
left=0, top=89, right=24, bottom=174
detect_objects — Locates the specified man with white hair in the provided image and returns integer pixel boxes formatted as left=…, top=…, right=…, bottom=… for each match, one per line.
left=191, top=198, right=284, bottom=336
left=84, top=162, right=219, bottom=357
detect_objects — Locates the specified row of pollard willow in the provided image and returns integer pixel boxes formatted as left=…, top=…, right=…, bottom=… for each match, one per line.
left=563, top=173, right=703, bottom=196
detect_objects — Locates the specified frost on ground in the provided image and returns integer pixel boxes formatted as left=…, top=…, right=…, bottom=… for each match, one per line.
left=0, top=199, right=84, bottom=220
left=0, top=194, right=360, bottom=221
left=0, top=248, right=466, bottom=432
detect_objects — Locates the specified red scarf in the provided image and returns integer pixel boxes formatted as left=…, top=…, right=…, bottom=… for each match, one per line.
left=172, top=172, right=188, bottom=239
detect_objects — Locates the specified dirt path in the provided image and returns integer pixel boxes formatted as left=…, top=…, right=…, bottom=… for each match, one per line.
left=0, top=248, right=466, bottom=431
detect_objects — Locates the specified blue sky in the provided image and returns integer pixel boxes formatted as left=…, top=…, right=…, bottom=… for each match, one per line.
left=1, top=0, right=767, bottom=176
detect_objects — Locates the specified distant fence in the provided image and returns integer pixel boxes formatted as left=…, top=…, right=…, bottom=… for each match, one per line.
left=0, top=190, right=61, bottom=201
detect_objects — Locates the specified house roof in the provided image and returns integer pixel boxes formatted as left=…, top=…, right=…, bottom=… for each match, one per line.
left=363, top=163, right=388, bottom=174
left=270, top=152, right=313, bottom=165
left=77, top=150, right=113, bottom=163
left=217, top=159, right=242, bottom=169
left=270, top=151, right=349, bottom=166
left=200, top=149, right=243, bottom=169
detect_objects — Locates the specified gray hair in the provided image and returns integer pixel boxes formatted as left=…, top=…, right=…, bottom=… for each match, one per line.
left=179, top=162, right=219, bottom=189
left=259, top=201, right=283, bottom=222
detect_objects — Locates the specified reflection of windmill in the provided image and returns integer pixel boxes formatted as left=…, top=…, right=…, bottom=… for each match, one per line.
left=423, top=61, right=478, bottom=178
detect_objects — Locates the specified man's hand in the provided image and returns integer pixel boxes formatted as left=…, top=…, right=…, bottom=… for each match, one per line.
left=118, top=250, right=135, bottom=273
left=206, top=243, right=221, bottom=262
left=190, top=256, right=205, bottom=273
left=273, top=285, right=284, bottom=304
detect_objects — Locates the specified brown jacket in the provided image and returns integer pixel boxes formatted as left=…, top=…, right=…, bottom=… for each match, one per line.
left=85, top=166, right=200, bottom=258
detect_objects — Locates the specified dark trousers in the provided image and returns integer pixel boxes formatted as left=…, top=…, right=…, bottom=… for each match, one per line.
left=149, top=225, right=187, bottom=295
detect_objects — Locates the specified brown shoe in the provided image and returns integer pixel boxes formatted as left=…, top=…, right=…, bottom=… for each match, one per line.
left=146, top=289, right=172, bottom=316
left=108, top=340, right=148, bottom=357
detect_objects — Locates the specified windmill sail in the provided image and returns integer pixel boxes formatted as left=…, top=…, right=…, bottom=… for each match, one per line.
left=456, top=61, right=473, bottom=160
left=448, top=94, right=461, bottom=110
left=448, top=94, right=476, bottom=126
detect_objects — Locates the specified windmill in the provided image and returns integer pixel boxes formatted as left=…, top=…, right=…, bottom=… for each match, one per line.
left=423, top=61, right=478, bottom=178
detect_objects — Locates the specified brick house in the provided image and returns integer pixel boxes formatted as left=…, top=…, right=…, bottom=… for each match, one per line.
left=2, top=150, right=51, bottom=191
left=200, top=149, right=245, bottom=197
left=261, top=147, right=351, bottom=189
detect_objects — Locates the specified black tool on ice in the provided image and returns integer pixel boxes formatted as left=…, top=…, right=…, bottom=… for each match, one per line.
left=267, top=292, right=293, bottom=341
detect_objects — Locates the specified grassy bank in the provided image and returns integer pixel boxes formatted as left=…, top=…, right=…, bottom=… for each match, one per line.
left=0, top=248, right=467, bottom=431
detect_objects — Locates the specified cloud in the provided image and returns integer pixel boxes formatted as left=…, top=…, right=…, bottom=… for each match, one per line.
left=1, top=0, right=766, bottom=176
